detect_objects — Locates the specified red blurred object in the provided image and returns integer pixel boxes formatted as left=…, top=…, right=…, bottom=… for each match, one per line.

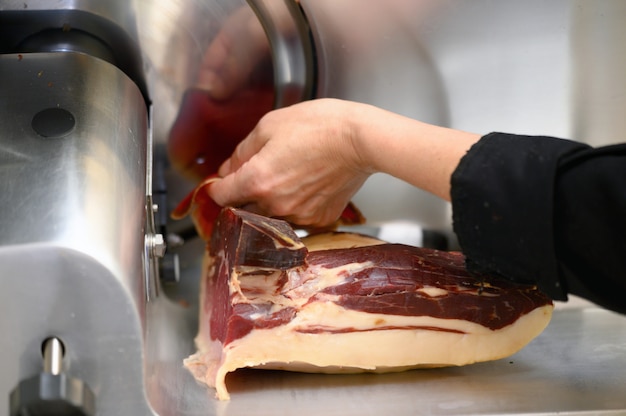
left=167, top=86, right=274, bottom=181
left=171, top=175, right=222, bottom=240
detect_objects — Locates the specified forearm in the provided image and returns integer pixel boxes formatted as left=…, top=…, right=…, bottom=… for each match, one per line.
left=351, top=104, right=481, bottom=201
left=209, top=98, right=480, bottom=228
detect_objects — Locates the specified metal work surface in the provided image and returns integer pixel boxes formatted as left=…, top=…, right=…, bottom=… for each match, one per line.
left=146, top=239, right=626, bottom=416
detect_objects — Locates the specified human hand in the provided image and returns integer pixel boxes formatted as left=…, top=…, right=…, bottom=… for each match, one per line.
left=208, top=98, right=372, bottom=227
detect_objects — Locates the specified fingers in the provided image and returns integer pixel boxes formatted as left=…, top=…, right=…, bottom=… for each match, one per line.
left=220, top=120, right=272, bottom=176
left=210, top=165, right=354, bottom=229
left=217, top=158, right=233, bottom=178
left=207, top=170, right=250, bottom=208
left=208, top=159, right=274, bottom=215
left=210, top=112, right=276, bottom=207
left=206, top=99, right=368, bottom=229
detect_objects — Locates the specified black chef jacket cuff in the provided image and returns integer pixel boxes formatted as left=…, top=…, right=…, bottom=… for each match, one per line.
left=450, top=132, right=584, bottom=301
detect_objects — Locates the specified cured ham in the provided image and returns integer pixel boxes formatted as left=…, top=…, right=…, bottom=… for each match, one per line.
left=181, top=207, right=553, bottom=400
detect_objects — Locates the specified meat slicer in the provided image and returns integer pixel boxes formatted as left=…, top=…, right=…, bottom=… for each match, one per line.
left=0, top=0, right=308, bottom=414
left=0, top=2, right=160, bottom=415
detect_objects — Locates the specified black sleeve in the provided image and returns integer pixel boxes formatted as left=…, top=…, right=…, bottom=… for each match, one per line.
left=450, top=132, right=626, bottom=314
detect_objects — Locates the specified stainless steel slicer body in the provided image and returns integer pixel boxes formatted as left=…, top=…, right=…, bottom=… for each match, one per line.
left=0, top=49, right=155, bottom=416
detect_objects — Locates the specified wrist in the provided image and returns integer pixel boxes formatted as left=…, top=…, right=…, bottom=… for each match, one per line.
left=344, top=101, right=481, bottom=201
left=344, top=101, right=383, bottom=174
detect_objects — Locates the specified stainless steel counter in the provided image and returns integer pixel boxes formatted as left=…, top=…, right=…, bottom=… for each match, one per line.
left=145, top=238, right=626, bottom=416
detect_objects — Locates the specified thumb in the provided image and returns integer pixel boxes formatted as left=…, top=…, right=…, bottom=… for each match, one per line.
left=217, top=157, right=233, bottom=177
left=226, top=127, right=268, bottom=174
left=207, top=170, right=251, bottom=208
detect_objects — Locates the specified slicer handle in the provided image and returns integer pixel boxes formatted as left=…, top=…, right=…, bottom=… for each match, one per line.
left=9, top=338, right=95, bottom=416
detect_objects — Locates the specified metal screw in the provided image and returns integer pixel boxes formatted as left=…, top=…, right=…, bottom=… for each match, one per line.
left=147, top=233, right=166, bottom=258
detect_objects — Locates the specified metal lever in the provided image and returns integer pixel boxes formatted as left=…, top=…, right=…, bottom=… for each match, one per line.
left=9, top=337, right=96, bottom=416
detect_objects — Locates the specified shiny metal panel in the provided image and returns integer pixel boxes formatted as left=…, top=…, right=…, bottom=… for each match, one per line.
left=1, top=246, right=154, bottom=415
left=0, top=0, right=148, bottom=98
left=0, top=52, right=153, bottom=415
left=0, top=52, right=147, bottom=289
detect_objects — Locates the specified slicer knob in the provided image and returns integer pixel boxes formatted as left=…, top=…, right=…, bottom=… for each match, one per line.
left=9, top=337, right=95, bottom=416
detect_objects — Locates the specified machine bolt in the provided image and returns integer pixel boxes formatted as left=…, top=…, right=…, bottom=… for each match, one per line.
left=147, top=233, right=167, bottom=258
